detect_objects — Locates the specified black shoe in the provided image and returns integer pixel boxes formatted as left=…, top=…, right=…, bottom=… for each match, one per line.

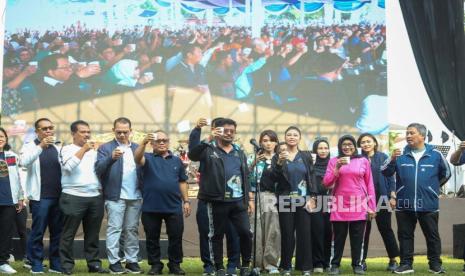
left=109, top=262, right=126, bottom=274
left=353, top=266, right=365, bottom=275
left=89, top=265, right=110, bottom=274
left=361, top=261, right=367, bottom=271
left=327, top=267, right=340, bottom=275
left=394, top=264, right=414, bottom=274
left=62, top=268, right=73, bottom=275
left=216, top=269, right=226, bottom=276
left=387, top=261, right=399, bottom=272
left=168, top=265, right=185, bottom=275
left=428, top=265, right=446, bottom=274
left=239, top=267, right=250, bottom=276
left=203, top=266, right=215, bottom=276
left=226, top=266, right=237, bottom=276
left=125, top=263, right=142, bottom=274
left=147, top=266, right=163, bottom=275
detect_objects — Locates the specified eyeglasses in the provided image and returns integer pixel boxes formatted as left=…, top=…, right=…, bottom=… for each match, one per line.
left=154, top=139, right=169, bottom=144
left=56, top=65, right=72, bottom=70
left=341, top=143, right=355, bottom=148
left=37, top=126, right=55, bottom=131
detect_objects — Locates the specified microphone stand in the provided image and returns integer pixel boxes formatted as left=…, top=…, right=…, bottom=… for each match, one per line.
left=250, top=147, right=261, bottom=276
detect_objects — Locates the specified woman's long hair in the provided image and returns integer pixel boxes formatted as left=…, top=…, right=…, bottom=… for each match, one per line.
left=357, top=133, right=379, bottom=155
left=259, top=129, right=279, bottom=153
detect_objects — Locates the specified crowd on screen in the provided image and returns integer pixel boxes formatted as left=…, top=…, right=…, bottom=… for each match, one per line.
left=2, top=23, right=386, bottom=117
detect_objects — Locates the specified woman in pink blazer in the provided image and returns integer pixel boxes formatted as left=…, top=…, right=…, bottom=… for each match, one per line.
left=323, top=135, right=376, bottom=275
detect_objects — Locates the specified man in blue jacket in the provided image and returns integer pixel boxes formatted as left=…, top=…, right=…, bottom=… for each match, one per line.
left=95, top=117, right=142, bottom=274
left=188, top=117, right=241, bottom=276
left=449, top=140, right=465, bottom=273
left=382, top=123, right=450, bottom=274
left=188, top=118, right=254, bottom=276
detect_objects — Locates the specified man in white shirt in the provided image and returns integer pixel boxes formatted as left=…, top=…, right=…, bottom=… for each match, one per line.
left=59, top=120, right=107, bottom=275
left=95, top=117, right=142, bottom=274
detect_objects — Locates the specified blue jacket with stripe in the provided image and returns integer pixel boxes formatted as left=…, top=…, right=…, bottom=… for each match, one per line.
left=382, top=144, right=451, bottom=212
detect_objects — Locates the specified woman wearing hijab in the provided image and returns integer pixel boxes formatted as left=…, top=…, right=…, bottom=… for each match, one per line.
left=272, top=126, right=317, bottom=276
left=0, top=127, right=24, bottom=274
left=247, top=130, right=280, bottom=274
left=310, top=139, right=331, bottom=273
left=100, top=59, right=152, bottom=93
left=323, top=135, right=376, bottom=275
left=357, top=133, right=399, bottom=271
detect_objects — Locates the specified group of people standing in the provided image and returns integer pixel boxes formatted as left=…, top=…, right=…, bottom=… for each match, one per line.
left=0, top=117, right=460, bottom=276
left=0, top=117, right=189, bottom=275
left=188, top=119, right=453, bottom=276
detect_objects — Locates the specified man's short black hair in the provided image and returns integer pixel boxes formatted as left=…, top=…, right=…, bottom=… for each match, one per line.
left=34, top=118, right=52, bottom=129
left=113, top=117, right=132, bottom=128
left=211, top=117, right=224, bottom=128
left=214, top=118, right=237, bottom=128
left=97, top=43, right=114, bottom=54
left=70, top=120, right=90, bottom=133
left=215, top=51, right=230, bottom=64
left=182, top=43, right=200, bottom=59
left=39, top=53, right=68, bottom=74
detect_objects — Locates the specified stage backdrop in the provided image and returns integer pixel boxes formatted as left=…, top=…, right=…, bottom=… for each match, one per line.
left=1, top=0, right=386, bottom=153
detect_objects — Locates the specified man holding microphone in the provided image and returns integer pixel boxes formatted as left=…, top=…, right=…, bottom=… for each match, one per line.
left=382, top=123, right=450, bottom=274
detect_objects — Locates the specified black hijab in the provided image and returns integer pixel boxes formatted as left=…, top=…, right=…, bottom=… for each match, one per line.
left=312, top=139, right=330, bottom=177
left=337, top=134, right=363, bottom=159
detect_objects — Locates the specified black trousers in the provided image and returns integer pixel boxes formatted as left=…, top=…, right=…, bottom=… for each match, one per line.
left=141, top=212, right=184, bottom=267
left=0, top=206, right=16, bottom=265
left=311, top=210, right=331, bottom=269
left=363, top=209, right=400, bottom=261
left=278, top=206, right=312, bottom=271
left=59, top=194, right=104, bottom=270
left=396, top=211, right=442, bottom=267
left=206, top=200, right=252, bottom=270
left=331, top=220, right=367, bottom=268
left=10, top=207, right=28, bottom=259
left=197, top=200, right=240, bottom=269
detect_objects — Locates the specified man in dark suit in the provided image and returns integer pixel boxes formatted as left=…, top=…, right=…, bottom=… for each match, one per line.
left=35, top=53, right=100, bottom=107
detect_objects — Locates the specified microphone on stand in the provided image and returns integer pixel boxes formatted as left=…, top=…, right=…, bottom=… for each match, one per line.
left=249, top=138, right=263, bottom=153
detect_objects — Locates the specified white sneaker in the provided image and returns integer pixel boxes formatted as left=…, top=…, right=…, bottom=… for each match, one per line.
left=313, top=267, right=324, bottom=273
left=7, top=255, right=15, bottom=263
left=0, top=264, right=17, bottom=274
left=269, top=269, right=280, bottom=274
